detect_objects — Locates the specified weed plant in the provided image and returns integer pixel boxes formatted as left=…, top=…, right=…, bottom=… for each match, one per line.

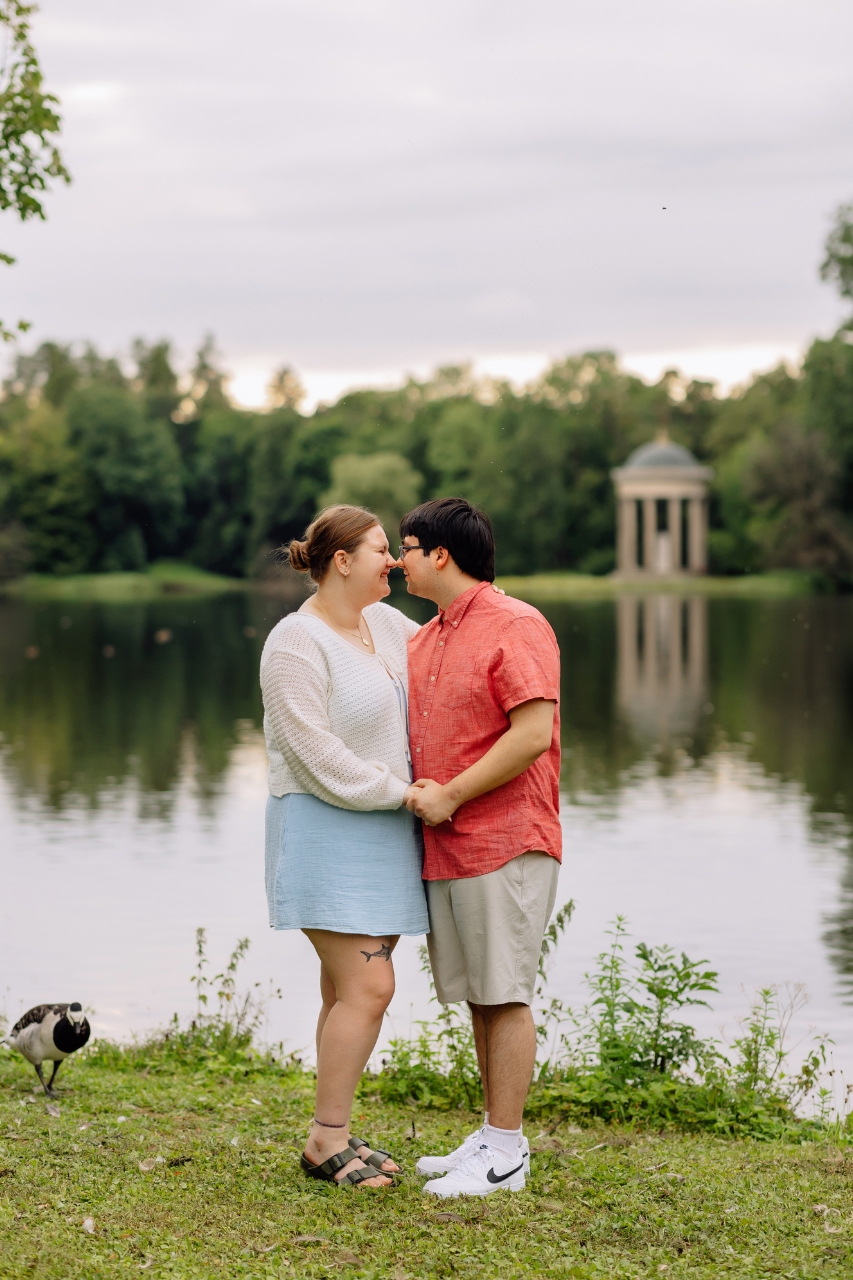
left=375, top=916, right=834, bottom=1139
left=89, top=930, right=288, bottom=1081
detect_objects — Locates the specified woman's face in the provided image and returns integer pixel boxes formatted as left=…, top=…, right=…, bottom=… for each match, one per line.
left=342, top=524, right=396, bottom=601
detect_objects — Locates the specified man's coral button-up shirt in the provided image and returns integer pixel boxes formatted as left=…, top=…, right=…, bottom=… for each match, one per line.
left=407, top=580, right=562, bottom=881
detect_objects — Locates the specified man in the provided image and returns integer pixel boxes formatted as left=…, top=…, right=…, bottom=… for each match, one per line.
left=400, top=496, right=562, bottom=1198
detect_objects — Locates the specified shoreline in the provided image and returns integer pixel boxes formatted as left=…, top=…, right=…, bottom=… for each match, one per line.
left=0, top=563, right=822, bottom=604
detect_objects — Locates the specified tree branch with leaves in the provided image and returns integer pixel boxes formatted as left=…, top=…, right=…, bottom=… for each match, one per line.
left=0, top=0, right=69, bottom=339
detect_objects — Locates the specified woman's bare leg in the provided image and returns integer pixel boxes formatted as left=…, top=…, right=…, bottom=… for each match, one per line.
left=302, top=930, right=399, bottom=1187
left=315, top=962, right=336, bottom=1059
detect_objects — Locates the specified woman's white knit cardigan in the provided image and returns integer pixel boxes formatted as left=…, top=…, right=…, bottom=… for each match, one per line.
left=260, top=602, right=421, bottom=811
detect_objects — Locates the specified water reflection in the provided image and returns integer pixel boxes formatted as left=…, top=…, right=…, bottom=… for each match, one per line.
left=1, top=587, right=853, bottom=999
left=616, top=595, right=707, bottom=745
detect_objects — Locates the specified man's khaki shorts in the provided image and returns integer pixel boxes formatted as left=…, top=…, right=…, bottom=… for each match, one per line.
left=425, top=852, right=560, bottom=1006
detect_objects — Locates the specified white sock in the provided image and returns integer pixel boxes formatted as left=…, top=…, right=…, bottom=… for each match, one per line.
left=483, top=1123, right=523, bottom=1160
left=483, top=1112, right=489, bottom=1127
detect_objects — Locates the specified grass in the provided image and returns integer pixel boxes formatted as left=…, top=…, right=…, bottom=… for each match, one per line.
left=495, top=571, right=821, bottom=602
left=1, top=1048, right=852, bottom=1279
left=0, top=561, right=245, bottom=602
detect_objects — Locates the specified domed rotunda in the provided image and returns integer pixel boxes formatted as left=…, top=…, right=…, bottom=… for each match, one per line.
left=611, top=431, right=713, bottom=575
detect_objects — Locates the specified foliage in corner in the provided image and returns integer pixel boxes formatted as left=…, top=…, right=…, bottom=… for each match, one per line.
left=0, top=0, right=70, bottom=339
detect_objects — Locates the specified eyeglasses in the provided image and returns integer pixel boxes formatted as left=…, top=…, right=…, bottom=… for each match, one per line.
left=397, top=544, right=426, bottom=559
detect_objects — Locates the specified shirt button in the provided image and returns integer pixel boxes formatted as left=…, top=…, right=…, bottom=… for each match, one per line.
left=423, top=711, right=428, bottom=717
left=416, top=747, right=421, bottom=752
left=452, top=621, right=458, bottom=627
left=438, top=641, right=444, bottom=647
left=430, top=675, right=435, bottom=681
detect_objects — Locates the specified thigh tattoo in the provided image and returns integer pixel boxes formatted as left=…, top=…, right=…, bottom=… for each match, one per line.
left=360, top=942, right=392, bottom=962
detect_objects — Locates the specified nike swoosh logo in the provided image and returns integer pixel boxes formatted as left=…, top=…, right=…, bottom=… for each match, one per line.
left=486, top=1161, right=525, bottom=1184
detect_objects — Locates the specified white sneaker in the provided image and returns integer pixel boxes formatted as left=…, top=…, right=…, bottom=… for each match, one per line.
left=422, top=1143, right=527, bottom=1198
left=415, top=1127, right=485, bottom=1176
left=416, top=1130, right=531, bottom=1177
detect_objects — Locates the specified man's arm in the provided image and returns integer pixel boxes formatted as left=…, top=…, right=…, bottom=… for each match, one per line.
left=405, top=698, right=556, bottom=826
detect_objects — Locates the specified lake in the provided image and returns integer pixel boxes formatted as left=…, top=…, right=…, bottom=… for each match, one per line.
left=2, top=583, right=852, bottom=1096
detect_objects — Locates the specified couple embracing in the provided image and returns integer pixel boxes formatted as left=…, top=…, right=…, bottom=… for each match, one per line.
left=260, top=498, right=561, bottom=1197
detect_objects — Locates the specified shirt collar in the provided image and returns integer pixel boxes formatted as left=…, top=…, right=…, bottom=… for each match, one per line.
left=438, top=580, right=493, bottom=629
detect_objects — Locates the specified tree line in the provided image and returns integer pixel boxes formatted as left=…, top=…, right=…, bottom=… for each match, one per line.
left=1, top=210, right=853, bottom=583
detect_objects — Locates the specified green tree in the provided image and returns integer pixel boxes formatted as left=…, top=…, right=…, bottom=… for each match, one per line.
left=188, top=334, right=231, bottom=414
left=744, top=421, right=853, bottom=576
left=803, top=334, right=853, bottom=516
left=185, top=409, right=259, bottom=576
left=247, top=409, right=307, bottom=570
left=705, top=365, right=805, bottom=574
left=0, top=401, right=95, bottom=572
left=66, top=386, right=184, bottom=570
left=820, top=201, right=853, bottom=305
left=0, top=340, right=79, bottom=417
left=266, top=365, right=305, bottom=411
left=0, top=1, right=70, bottom=339
left=321, top=450, right=423, bottom=539
left=132, top=339, right=181, bottom=423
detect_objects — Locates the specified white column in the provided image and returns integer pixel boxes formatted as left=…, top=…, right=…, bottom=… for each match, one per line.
left=669, top=497, right=682, bottom=573
left=643, top=498, right=656, bottom=573
left=620, top=498, right=637, bottom=572
left=688, top=498, right=707, bottom=572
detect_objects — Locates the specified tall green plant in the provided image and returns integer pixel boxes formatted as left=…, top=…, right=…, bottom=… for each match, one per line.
left=541, top=917, right=720, bottom=1081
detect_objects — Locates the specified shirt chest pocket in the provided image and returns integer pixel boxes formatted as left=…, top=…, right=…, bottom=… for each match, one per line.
left=431, top=664, right=479, bottom=717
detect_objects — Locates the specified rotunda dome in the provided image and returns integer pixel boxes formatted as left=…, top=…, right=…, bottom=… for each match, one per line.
left=624, top=433, right=701, bottom=469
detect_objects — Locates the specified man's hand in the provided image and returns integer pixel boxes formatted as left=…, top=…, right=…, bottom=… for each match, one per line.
left=405, top=778, right=457, bottom=826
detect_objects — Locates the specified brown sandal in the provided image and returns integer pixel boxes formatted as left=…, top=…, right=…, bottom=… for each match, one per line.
left=300, top=1148, right=392, bottom=1187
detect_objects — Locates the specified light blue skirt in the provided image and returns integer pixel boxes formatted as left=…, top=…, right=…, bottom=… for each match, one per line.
left=265, top=793, right=429, bottom=936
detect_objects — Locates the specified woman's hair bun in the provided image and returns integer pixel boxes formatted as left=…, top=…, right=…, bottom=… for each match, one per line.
left=281, top=505, right=381, bottom=584
left=287, top=539, right=312, bottom=574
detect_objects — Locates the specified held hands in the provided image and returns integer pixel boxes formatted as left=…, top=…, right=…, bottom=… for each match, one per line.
left=404, top=778, right=457, bottom=827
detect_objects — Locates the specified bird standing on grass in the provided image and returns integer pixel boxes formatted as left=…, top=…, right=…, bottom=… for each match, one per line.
left=5, top=1003, right=90, bottom=1095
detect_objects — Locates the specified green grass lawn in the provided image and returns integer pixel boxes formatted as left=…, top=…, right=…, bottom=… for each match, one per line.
left=495, top=571, right=820, bottom=602
left=1, top=1050, right=851, bottom=1279
left=0, top=561, right=245, bottom=603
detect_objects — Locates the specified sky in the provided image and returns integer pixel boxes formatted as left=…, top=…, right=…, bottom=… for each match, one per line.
left=3, top=0, right=852, bottom=406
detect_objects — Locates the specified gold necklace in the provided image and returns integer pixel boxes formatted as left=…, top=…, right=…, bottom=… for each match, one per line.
left=318, top=604, right=370, bottom=646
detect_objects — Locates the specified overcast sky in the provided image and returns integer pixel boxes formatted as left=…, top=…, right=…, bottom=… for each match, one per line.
left=4, top=0, right=852, bottom=403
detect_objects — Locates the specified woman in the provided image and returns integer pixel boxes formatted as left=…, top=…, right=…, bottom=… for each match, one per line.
left=260, top=504, right=426, bottom=1189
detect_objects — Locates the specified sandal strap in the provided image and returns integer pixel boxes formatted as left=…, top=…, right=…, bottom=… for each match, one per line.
left=300, top=1148, right=357, bottom=1180
left=348, top=1137, right=396, bottom=1171
left=362, top=1148, right=395, bottom=1170
left=340, top=1163, right=389, bottom=1187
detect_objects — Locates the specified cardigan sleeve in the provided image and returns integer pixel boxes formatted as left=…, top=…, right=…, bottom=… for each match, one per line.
left=261, top=647, right=410, bottom=811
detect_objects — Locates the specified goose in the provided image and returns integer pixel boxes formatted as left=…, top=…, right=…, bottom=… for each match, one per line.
left=5, top=1003, right=91, bottom=1095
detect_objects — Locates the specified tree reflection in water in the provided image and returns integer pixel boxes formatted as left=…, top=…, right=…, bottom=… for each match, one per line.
left=1, top=589, right=852, bottom=983
left=0, top=594, right=284, bottom=815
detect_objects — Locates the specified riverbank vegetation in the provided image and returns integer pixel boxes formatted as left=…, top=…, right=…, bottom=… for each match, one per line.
left=0, top=560, right=245, bottom=601
left=1, top=926, right=851, bottom=1278
left=2, top=206, right=853, bottom=588
left=0, top=564, right=819, bottom=603
left=494, top=570, right=818, bottom=601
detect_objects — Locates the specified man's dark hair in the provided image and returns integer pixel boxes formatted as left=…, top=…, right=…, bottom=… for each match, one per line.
left=400, top=497, right=495, bottom=582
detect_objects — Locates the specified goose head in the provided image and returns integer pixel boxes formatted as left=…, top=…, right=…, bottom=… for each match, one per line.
left=67, top=1003, right=85, bottom=1026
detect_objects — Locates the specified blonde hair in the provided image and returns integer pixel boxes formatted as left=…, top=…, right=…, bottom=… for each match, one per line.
left=286, top=505, right=381, bottom=583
